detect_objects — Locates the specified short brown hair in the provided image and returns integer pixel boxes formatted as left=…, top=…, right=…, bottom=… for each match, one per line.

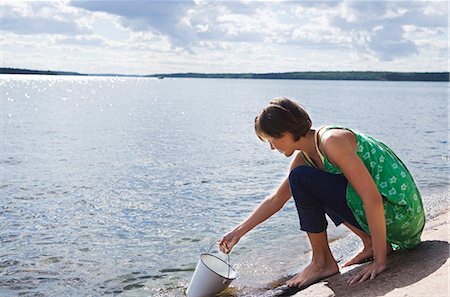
left=254, top=97, right=312, bottom=141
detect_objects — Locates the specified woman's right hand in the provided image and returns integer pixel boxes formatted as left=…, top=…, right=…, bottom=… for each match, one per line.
left=219, top=230, right=241, bottom=254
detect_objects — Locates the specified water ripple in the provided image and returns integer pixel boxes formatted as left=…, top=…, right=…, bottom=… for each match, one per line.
left=1, top=76, right=448, bottom=296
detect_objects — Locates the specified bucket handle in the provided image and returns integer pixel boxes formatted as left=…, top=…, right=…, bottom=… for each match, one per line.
left=206, top=240, right=232, bottom=280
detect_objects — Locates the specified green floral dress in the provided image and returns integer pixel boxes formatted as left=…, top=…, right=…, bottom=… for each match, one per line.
left=313, top=126, right=425, bottom=249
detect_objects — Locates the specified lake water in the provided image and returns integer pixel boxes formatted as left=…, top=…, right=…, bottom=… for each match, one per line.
left=0, top=75, right=448, bottom=296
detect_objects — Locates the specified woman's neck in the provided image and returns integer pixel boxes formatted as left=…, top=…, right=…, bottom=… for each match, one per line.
left=295, top=129, right=317, bottom=154
left=295, top=128, right=324, bottom=168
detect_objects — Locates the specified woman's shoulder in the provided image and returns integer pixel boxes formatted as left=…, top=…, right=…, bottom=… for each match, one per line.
left=319, top=126, right=358, bottom=160
left=319, top=126, right=356, bottom=144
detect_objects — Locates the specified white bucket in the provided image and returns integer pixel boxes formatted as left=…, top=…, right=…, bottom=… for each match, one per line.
left=186, top=252, right=237, bottom=297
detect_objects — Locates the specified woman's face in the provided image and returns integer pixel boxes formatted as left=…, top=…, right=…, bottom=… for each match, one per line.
left=267, top=133, right=295, bottom=157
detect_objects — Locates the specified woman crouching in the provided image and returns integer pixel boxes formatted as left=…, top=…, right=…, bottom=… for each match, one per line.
left=220, top=97, right=425, bottom=287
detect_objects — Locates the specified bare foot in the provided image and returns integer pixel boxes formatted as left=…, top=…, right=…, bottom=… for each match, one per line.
left=343, top=242, right=394, bottom=267
left=286, top=261, right=339, bottom=288
left=343, top=246, right=373, bottom=267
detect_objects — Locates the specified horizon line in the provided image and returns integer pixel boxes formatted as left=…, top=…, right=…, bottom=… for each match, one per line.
left=1, top=67, right=449, bottom=82
left=1, top=67, right=450, bottom=76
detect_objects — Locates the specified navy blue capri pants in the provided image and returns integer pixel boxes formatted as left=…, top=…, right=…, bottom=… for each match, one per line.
left=288, top=165, right=365, bottom=233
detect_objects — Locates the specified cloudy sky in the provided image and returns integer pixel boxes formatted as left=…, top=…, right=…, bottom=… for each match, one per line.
left=1, top=0, right=448, bottom=74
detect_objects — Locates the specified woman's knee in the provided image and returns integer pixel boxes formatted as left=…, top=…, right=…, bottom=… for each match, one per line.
left=288, top=165, right=316, bottom=187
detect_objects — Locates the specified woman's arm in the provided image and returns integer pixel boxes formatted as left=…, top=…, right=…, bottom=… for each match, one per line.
left=322, top=130, right=387, bottom=283
left=219, top=177, right=291, bottom=253
left=219, top=153, right=305, bottom=253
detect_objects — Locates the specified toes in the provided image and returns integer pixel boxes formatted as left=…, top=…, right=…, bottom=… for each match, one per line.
left=286, top=279, right=296, bottom=287
left=287, top=275, right=304, bottom=288
left=344, top=251, right=374, bottom=267
left=343, top=259, right=358, bottom=267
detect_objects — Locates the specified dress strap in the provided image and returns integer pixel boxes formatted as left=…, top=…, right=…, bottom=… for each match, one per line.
left=299, top=151, right=318, bottom=169
left=314, top=127, right=326, bottom=164
left=315, top=126, right=354, bottom=167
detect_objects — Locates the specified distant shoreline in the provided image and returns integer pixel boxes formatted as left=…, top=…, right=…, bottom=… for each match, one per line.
left=1, top=67, right=449, bottom=82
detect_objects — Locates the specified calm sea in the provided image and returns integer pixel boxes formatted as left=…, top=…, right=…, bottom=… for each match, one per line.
left=0, top=75, right=448, bottom=296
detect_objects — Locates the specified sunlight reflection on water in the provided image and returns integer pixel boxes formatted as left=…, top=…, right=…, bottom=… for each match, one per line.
left=0, top=75, right=448, bottom=296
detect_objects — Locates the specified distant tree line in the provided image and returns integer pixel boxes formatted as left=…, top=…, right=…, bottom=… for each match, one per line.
left=0, top=68, right=86, bottom=76
left=149, top=71, right=449, bottom=82
left=1, top=67, right=448, bottom=82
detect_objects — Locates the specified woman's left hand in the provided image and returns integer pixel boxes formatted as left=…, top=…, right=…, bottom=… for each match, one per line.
left=347, top=261, right=386, bottom=284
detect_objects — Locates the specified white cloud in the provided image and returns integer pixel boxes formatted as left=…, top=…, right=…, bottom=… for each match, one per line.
left=328, top=1, right=448, bottom=61
left=70, top=0, right=199, bottom=51
left=54, top=35, right=106, bottom=47
left=0, top=0, right=448, bottom=73
left=1, top=2, right=90, bottom=35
